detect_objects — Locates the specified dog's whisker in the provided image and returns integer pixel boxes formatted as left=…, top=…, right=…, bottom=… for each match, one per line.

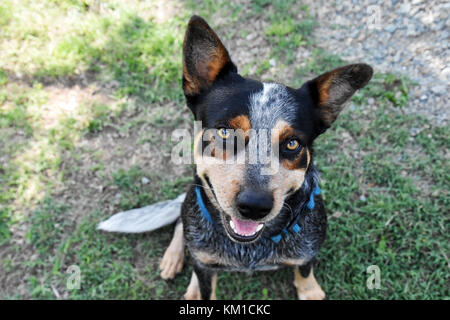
left=282, top=202, right=294, bottom=216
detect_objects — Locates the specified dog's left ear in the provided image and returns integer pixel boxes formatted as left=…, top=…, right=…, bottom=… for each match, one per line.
left=303, top=63, right=373, bottom=134
left=182, top=15, right=236, bottom=98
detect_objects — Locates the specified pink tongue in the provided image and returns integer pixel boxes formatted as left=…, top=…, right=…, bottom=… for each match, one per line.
left=231, top=217, right=259, bottom=236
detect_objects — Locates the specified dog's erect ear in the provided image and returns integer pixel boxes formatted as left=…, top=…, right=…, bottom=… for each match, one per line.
left=182, top=15, right=236, bottom=96
left=305, top=63, right=373, bottom=134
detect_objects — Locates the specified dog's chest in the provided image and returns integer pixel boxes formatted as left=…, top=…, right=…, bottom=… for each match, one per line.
left=191, top=246, right=307, bottom=271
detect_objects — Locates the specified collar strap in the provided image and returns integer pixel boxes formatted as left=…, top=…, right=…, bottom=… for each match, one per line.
left=270, top=185, right=321, bottom=243
left=195, top=186, right=214, bottom=224
left=195, top=184, right=321, bottom=244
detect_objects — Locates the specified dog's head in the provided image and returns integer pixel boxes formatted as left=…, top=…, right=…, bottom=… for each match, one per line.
left=183, top=16, right=372, bottom=243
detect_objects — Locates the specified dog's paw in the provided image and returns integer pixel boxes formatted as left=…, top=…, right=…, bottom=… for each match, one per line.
left=184, top=289, right=201, bottom=300
left=294, top=267, right=326, bottom=300
left=160, top=246, right=184, bottom=280
left=184, top=272, right=201, bottom=300
left=297, top=286, right=326, bottom=300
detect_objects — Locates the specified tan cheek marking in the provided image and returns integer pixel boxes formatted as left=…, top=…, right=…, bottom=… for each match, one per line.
left=269, top=149, right=309, bottom=219
left=282, top=147, right=311, bottom=171
left=269, top=167, right=306, bottom=219
left=194, top=130, right=244, bottom=214
left=282, top=148, right=305, bottom=170
left=202, top=164, right=244, bottom=213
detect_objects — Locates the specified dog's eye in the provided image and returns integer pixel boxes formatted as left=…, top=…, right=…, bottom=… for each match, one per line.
left=285, top=139, right=300, bottom=151
left=217, top=128, right=230, bottom=139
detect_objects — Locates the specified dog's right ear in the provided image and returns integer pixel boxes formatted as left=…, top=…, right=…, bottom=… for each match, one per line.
left=182, top=15, right=236, bottom=99
left=302, top=63, right=373, bottom=136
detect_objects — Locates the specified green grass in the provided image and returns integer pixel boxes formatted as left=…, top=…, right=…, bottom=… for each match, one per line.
left=112, top=166, right=191, bottom=210
left=0, top=0, right=188, bottom=223
left=314, top=103, right=449, bottom=299
left=23, top=174, right=193, bottom=300
left=1, top=0, right=448, bottom=300
left=352, top=72, right=413, bottom=108
left=262, top=1, right=315, bottom=65
left=1, top=1, right=185, bottom=104
left=0, top=207, right=12, bottom=245
left=296, top=48, right=344, bottom=84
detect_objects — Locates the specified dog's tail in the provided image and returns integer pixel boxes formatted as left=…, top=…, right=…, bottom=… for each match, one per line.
left=97, top=193, right=186, bottom=233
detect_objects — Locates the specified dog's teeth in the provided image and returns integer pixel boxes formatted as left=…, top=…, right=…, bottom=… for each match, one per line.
left=229, top=220, right=236, bottom=231
left=229, top=220, right=263, bottom=237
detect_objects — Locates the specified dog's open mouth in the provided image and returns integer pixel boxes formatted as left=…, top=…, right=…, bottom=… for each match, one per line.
left=223, top=215, right=265, bottom=243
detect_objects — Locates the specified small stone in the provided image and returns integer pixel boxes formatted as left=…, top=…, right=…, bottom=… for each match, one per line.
left=331, top=211, right=343, bottom=219
left=409, top=127, right=421, bottom=136
left=114, top=193, right=122, bottom=204
left=431, top=190, right=440, bottom=197
left=246, top=33, right=256, bottom=41
left=420, top=94, right=428, bottom=101
left=269, top=59, right=276, bottom=67
left=385, top=25, right=397, bottom=34
left=431, top=85, right=446, bottom=95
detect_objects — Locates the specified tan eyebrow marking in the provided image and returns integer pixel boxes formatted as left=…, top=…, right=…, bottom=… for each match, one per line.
left=229, top=115, right=251, bottom=132
left=271, top=120, right=307, bottom=145
left=270, top=120, right=309, bottom=171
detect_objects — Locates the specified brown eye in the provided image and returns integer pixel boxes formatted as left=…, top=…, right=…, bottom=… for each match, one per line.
left=286, top=139, right=300, bottom=151
left=217, top=128, right=230, bottom=139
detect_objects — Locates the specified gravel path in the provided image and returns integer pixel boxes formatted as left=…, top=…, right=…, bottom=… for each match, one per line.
left=305, top=0, right=449, bottom=126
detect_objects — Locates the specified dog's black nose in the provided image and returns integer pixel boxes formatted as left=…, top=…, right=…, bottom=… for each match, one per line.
left=236, top=189, right=273, bottom=220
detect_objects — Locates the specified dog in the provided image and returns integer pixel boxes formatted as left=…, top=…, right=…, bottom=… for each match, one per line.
left=158, top=15, right=373, bottom=300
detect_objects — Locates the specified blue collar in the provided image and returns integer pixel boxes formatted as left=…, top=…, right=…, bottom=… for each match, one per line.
left=195, top=184, right=321, bottom=244
left=195, top=186, right=214, bottom=224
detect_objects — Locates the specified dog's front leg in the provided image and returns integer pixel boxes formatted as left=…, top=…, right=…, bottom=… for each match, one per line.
left=184, top=265, right=217, bottom=300
left=294, top=259, right=325, bottom=300
left=160, top=219, right=185, bottom=279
